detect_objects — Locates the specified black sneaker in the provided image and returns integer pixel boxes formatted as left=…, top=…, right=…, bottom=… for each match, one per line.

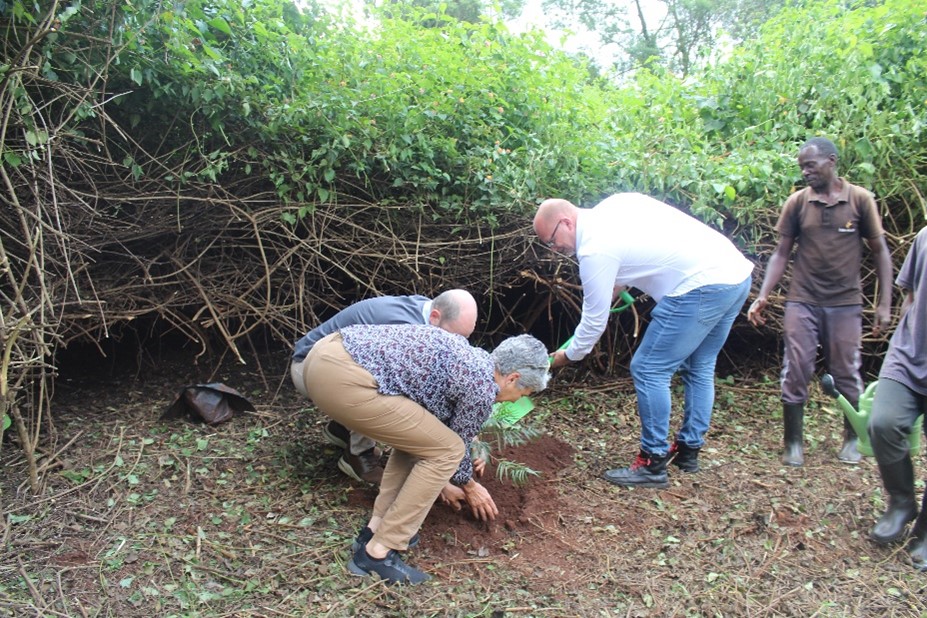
left=322, top=420, right=350, bottom=449
left=347, top=545, right=431, bottom=585
left=668, top=441, right=700, bottom=473
left=352, top=526, right=419, bottom=553
left=338, top=448, right=384, bottom=484
left=603, top=451, right=669, bottom=488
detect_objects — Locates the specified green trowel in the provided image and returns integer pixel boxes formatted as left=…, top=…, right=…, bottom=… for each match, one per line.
left=487, top=290, right=635, bottom=427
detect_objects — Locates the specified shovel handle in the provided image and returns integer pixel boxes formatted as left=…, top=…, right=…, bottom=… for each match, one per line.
left=552, top=290, right=635, bottom=356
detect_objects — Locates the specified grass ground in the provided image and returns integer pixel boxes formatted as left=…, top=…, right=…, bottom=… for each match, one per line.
left=2, top=352, right=927, bottom=617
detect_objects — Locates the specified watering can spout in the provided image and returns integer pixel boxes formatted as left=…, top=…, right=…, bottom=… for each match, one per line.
left=820, top=373, right=868, bottom=440
left=551, top=290, right=636, bottom=360
left=819, top=374, right=921, bottom=457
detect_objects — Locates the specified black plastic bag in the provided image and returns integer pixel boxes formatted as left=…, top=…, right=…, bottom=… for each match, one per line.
left=162, top=383, right=255, bottom=425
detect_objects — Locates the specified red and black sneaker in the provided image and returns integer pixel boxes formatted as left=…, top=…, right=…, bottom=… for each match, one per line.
left=603, top=450, right=669, bottom=488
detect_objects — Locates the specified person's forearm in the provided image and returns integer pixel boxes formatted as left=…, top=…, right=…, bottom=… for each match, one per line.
left=875, top=250, right=894, bottom=310
left=756, top=252, right=787, bottom=299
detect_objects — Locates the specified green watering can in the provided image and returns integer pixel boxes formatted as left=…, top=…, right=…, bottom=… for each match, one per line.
left=820, top=373, right=922, bottom=457
left=487, top=290, right=635, bottom=427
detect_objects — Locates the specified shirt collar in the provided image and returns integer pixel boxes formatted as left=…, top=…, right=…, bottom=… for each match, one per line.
left=807, top=177, right=851, bottom=206
left=421, top=300, right=432, bottom=324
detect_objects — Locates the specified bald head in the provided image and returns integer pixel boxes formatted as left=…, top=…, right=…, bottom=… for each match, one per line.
left=430, top=289, right=478, bottom=337
left=534, top=198, right=579, bottom=254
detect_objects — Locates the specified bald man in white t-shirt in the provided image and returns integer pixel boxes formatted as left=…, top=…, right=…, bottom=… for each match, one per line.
left=535, top=193, right=753, bottom=488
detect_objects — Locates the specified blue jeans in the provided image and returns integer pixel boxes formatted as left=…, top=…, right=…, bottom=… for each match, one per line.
left=630, top=277, right=751, bottom=456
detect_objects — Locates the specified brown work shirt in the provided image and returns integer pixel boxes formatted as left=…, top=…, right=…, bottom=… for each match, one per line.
left=776, top=178, right=884, bottom=306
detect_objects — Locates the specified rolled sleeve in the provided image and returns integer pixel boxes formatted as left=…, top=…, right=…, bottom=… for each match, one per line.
left=566, top=253, right=620, bottom=360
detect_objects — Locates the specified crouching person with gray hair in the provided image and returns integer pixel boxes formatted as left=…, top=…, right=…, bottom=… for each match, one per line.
left=303, top=324, right=551, bottom=585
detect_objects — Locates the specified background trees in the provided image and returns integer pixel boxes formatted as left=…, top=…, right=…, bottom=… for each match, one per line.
left=539, top=0, right=789, bottom=75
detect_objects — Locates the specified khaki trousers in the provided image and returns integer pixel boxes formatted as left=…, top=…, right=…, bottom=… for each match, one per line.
left=291, top=357, right=376, bottom=455
left=304, top=333, right=465, bottom=550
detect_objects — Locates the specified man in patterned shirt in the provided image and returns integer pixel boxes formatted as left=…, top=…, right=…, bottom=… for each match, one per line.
left=290, top=289, right=477, bottom=483
left=303, top=325, right=550, bottom=584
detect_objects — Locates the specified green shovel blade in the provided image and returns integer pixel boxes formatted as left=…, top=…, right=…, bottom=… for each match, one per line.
left=489, top=396, right=535, bottom=426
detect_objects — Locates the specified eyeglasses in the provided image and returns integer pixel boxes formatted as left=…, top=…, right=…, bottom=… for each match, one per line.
left=545, top=220, right=563, bottom=248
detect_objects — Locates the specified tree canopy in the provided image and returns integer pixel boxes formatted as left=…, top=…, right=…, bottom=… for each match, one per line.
left=539, top=0, right=789, bottom=75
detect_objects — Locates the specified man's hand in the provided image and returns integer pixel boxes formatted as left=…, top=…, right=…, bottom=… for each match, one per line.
left=747, top=297, right=768, bottom=327
left=873, top=304, right=892, bottom=337
left=612, top=285, right=628, bottom=303
left=462, top=480, right=499, bottom=521
left=548, top=349, right=570, bottom=369
left=438, top=484, right=466, bottom=511
left=473, top=457, right=486, bottom=478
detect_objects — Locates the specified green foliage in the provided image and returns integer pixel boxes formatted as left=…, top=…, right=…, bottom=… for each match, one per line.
left=694, top=0, right=927, bottom=233
left=472, top=418, right=543, bottom=486
left=381, top=0, right=525, bottom=24
left=494, top=459, right=540, bottom=486
left=24, top=0, right=620, bottom=218
left=541, top=0, right=790, bottom=75
left=6, top=0, right=925, bottom=236
left=480, top=418, right=543, bottom=447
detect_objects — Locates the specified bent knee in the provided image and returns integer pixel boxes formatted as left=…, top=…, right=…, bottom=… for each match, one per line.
left=432, top=437, right=466, bottom=472
left=446, top=437, right=466, bottom=464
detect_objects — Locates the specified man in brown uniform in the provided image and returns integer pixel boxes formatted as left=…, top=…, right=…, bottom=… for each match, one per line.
left=748, top=136, right=893, bottom=466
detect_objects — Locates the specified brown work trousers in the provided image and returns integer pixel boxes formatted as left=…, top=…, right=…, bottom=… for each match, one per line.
left=303, top=333, right=465, bottom=551
left=781, top=302, right=863, bottom=406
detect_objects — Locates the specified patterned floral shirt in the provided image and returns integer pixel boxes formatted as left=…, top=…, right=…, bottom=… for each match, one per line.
left=340, top=323, right=498, bottom=485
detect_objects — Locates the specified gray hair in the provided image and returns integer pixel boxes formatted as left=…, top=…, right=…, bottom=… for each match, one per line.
left=492, top=334, right=551, bottom=392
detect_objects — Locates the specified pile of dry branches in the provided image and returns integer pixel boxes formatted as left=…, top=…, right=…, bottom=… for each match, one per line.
left=0, top=28, right=576, bottom=494
left=0, top=60, right=582, bottom=495
left=0, top=142, right=566, bottom=485
left=2, top=6, right=919, bottom=496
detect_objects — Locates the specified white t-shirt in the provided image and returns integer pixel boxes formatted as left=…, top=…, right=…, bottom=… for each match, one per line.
left=567, top=193, right=753, bottom=361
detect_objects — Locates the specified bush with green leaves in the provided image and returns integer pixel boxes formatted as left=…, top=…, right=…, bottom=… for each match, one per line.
left=472, top=412, right=543, bottom=487
left=692, top=0, right=927, bottom=237
left=24, top=0, right=621, bottom=220
left=16, top=0, right=924, bottom=232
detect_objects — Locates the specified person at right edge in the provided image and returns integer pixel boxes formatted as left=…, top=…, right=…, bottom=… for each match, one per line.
left=747, top=137, right=893, bottom=466
left=867, top=226, right=927, bottom=570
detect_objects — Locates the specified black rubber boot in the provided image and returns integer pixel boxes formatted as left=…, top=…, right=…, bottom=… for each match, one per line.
left=603, top=450, right=670, bottom=488
left=870, top=456, right=918, bottom=545
left=782, top=403, right=804, bottom=467
left=908, top=491, right=927, bottom=571
left=837, top=415, right=862, bottom=463
left=669, top=440, right=700, bottom=473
